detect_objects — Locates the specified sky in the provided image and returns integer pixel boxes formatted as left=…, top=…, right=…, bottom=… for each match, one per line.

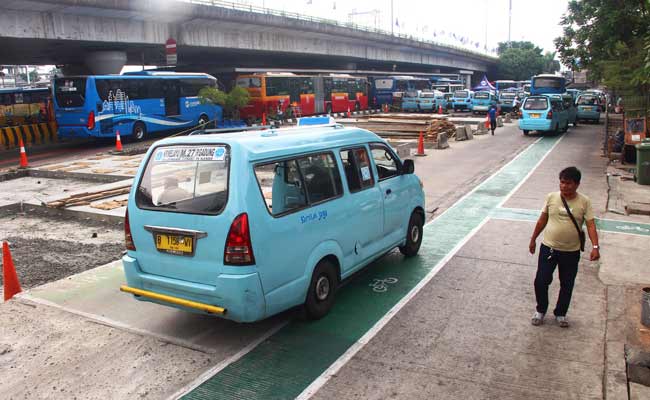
left=236, top=0, right=569, bottom=55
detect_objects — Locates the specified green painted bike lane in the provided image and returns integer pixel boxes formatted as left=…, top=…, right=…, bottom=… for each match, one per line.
left=182, top=136, right=562, bottom=400
left=491, top=207, right=650, bottom=236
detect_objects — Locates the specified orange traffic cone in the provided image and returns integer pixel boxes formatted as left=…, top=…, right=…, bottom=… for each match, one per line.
left=18, top=137, right=28, bottom=168
left=347, top=106, right=351, bottom=118
left=2, top=241, right=22, bottom=301
left=415, top=131, right=426, bottom=157
left=115, top=130, right=123, bottom=152
left=438, top=104, right=443, bottom=114
left=262, top=112, right=267, bottom=126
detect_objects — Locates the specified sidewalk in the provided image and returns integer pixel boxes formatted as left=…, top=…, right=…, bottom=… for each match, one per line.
left=311, top=124, right=650, bottom=399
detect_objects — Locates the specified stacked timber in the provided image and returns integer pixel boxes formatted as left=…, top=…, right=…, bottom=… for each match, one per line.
left=46, top=185, right=131, bottom=208
left=341, top=113, right=455, bottom=142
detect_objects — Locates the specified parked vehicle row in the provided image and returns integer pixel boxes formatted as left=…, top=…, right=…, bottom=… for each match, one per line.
left=518, top=74, right=604, bottom=135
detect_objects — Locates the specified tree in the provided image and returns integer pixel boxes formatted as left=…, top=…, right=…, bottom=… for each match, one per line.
left=19, top=69, right=39, bottom=83
left=495, top=41, right=560, bottom=81
left=554, top=0, right=650, bottom=90
left=198, top=86, right=250, bottom=120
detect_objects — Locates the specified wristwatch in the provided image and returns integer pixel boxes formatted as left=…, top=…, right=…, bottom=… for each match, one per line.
left=593, top=245, right=600, bottom=249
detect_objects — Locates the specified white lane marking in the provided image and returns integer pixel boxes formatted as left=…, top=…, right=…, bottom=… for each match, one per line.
left=170, top=321, right=289, bottom=400
left=297, top=135, right=566, bottom=399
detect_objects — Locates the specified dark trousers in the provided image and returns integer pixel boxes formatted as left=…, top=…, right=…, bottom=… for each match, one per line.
left=490, top=120, right=497, bottom=133
left=534, top=244, right=580, bottom=316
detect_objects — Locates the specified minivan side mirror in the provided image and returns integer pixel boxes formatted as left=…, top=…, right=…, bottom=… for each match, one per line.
left=402, top=159, right=415, bottom=174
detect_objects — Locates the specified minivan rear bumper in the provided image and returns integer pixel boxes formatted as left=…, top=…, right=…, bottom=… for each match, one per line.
left=519, top=118, right=553, bottom=131
left=122, top=254, right=266, bottom=323
left=577, top=110, right=600, bottom=121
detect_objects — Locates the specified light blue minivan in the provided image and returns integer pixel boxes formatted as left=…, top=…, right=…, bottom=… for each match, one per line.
left=519, top=95, right=569, bottom=135
left=576, top=93, right=602, bottom=123
left=471, top=91, right=497, bottom=114
left=120, top=122, right=426, bottom=322
left=451, top=90, right=474, bottom=112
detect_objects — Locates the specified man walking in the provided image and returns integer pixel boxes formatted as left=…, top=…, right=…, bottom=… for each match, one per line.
left=488, top=105, right=497, bottom=135
left=528, top=167, right=600, bottom=328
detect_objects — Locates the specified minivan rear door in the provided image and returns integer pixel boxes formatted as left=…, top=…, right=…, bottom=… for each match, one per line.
left=131, top=144, right=231, bottom=286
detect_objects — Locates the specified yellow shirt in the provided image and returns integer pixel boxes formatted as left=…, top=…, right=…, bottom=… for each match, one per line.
left=541, top=191, right=594, bottom=252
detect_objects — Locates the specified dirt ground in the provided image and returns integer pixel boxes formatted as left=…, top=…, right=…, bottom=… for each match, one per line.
left=0, top=301, right=213, bottom=400
left=0, top=214, right=124, bottom=289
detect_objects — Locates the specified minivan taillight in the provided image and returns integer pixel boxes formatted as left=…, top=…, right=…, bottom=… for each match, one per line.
left=87, top=111, right=95, bottom=130
left=224, top=213, right=255, bottom=265
left=547, top=111, right=553, bottom=119
left=125, top=210, right=136, bottom=251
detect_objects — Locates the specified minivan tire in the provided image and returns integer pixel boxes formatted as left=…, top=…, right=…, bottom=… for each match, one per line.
left=399, top=212, right=424, bottom=257
left=303, top=260, right=338, bottom=320
left=523, top=130, right=530, bottom=136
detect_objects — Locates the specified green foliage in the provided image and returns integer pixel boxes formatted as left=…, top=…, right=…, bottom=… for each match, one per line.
left=555, top=0, right=650, bottom=91
left=19, top=70, right=39, bottom=83
left=198, top=86, right=251, bottom=120
left=495, top=41, right=560, bottom=81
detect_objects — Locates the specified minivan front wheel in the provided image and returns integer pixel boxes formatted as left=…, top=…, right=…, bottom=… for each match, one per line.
left=399, top=212, right=424, bottom=257
left=303, top=260, right=338, bottom=320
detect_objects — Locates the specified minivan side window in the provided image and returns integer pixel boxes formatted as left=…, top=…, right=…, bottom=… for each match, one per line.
left=296, top=153, right=343, bottom=204
left=340, top=147, right=375, bottom=193
left=370, top=144, right=400, bottom=180
left=254, top=152, right=342, bottom=216
left=254, top=159, right=308, bottom=216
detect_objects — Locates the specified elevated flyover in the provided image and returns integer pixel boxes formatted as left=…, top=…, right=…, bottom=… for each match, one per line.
left=0, top=0, right=496, bottom=79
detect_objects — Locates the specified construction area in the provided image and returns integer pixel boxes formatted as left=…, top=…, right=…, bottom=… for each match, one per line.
left=2, top=112, right=650, bottom=400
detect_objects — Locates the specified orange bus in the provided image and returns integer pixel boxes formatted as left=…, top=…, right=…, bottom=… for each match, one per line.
left=236, top=73, right=368, bottom=121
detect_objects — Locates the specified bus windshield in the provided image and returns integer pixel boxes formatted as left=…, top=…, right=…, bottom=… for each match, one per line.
left=54, top=78, right=86, bottom=108
left=236, top=77, right=262, bottom=89
left=533, top=78, right=562, bottom=88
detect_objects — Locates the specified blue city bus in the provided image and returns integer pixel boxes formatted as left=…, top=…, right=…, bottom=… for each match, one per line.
left=530, top=74, right=566, bottom=96
left=53, top=72, right=222, bottom=141
left=370, top=76, right=431, bottom=107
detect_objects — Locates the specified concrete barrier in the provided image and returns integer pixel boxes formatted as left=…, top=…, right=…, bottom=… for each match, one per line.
left=475, top=123, right=488, bottom=135
left=437, top=132, right=449, bottom=149
left=0, top=122, right=57, bottom=149
left=465, top=125, right=474, bottom=140
left=497, top=116, right=504, bottom=127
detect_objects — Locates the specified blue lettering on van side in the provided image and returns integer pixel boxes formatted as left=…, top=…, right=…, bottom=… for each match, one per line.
left=301, top=210, right=328, bottom=224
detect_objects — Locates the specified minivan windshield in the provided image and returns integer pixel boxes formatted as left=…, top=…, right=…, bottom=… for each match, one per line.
left=136, top=145, right=230, bottom=215
left=523, top=97, right=549, bottom=110
left=474, top=92, right=490, bottom=99
left=454, top=91, right=469, bottom=98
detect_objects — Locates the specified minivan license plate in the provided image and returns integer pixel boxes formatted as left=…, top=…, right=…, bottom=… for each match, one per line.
left=156, top=234, right=193, bottom=255
left=531, top=113, right=541, bottom=118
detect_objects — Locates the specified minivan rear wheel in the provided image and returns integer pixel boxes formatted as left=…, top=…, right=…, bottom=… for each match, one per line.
left=399, top=212, right=424, bottom=257
left=303, top=260, right=338, bottom=320
left=523, top=130, right=530, bottom=136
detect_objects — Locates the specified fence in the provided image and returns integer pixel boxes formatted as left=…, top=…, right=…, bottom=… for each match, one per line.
left=604, top=91, right=650, bottom=162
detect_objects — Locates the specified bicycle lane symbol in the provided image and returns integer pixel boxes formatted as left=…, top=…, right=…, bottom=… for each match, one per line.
left=369, top=277, right=399, bottom=293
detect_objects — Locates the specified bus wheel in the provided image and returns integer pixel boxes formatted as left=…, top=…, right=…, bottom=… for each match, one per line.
left=523, top=130, right=529, bottom=136
left=132, top=122, right=146, bottom=141
left=326, top=104, right=332, bottom=115
left=198, top=114, right=210, bottom=128
left=303, top=259, right=338, bottom=320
